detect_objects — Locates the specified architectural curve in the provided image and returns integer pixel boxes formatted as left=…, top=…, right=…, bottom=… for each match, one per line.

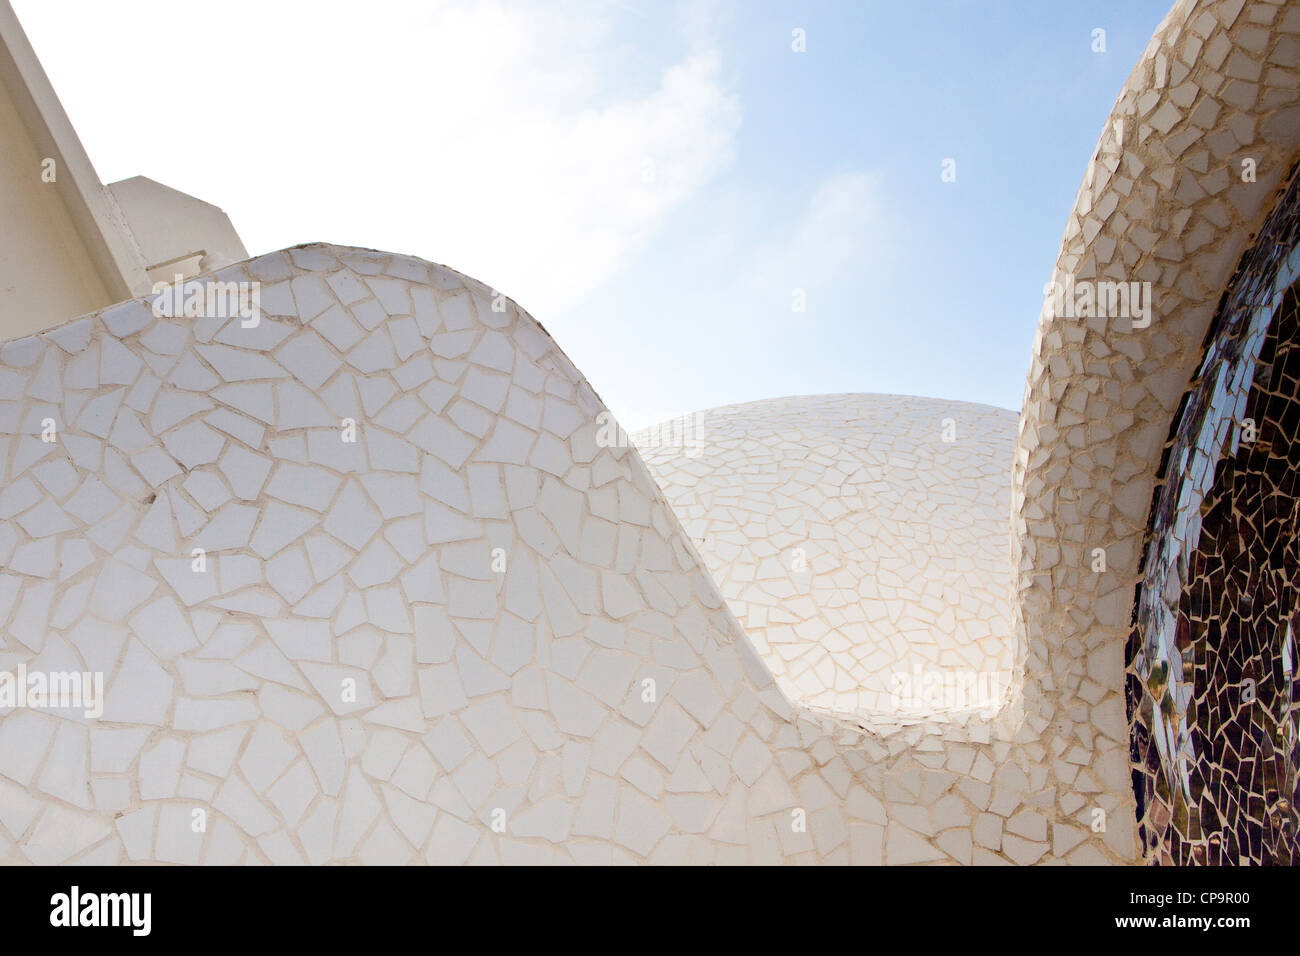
left=0, top=243, right=812, bottom=864
left=0, top=244, right=1124, bottom=865
left=1011, top=0, right=1300, bottom=860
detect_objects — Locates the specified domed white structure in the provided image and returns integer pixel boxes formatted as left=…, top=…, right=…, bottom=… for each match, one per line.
left=636, top=394, right=1016, bottom=727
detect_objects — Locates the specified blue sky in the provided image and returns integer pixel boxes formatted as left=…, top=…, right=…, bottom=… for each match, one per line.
left=16, top=0, right=1174, bottom=425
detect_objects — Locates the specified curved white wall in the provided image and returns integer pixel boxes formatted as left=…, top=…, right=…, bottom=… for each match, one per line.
left=0, top=244, right=893, bottom=864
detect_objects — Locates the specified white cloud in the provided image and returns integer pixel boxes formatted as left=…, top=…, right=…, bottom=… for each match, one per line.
left=736, top=170, right=886, bottom=309
left=12, top=0, right=740, bottom=316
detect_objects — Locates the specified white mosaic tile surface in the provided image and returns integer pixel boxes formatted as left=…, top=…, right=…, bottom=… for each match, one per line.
left=0, top=0, right=1294, bottom=867
left=637, top=395, right=1017, bottom=728
left=0, top=243, right=1090, bottom=865
left=0, top=244, right=917, bottom=864
left=1011, top=0, right=1300, bottom=863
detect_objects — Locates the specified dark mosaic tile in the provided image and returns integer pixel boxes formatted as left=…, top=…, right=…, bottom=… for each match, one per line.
left=1128, top=167, right=1300, bottom=865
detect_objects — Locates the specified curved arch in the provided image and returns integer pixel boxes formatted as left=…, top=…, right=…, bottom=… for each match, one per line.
left=1012, top=0, right=1300, bottom=862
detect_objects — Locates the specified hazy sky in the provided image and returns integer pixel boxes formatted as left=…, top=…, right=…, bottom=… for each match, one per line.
left=14, top=0, right=1173, bottom=426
